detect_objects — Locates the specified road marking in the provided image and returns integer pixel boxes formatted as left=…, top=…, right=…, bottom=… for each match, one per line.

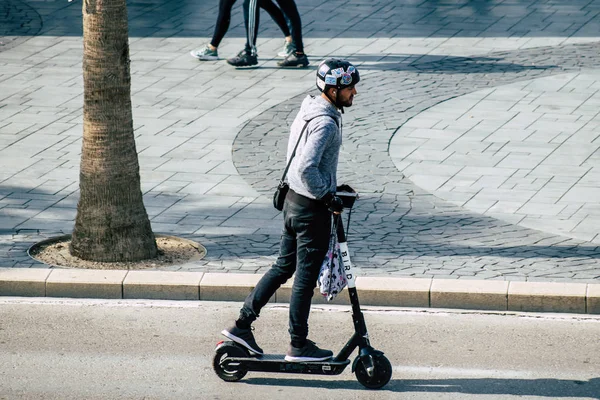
left=395, top=366, right=535, bottom=379
left=393, top=366, right=597, bottom=380
left=1, top=297, right=599, bottom=322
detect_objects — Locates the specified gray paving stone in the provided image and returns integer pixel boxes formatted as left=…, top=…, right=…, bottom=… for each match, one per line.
left=1, top=0, right=600, bottom=283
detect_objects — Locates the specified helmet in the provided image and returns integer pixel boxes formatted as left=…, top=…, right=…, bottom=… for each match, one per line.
left=316, top=59, right=360, bottom=93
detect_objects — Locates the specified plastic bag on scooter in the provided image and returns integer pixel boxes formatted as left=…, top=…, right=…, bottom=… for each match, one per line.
left=318, top=230, right=347, bottom=301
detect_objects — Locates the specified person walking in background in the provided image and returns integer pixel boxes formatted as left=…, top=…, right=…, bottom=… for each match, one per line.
left=190, top=0, right=292, bottom=61
left=275, top=0, right=308, bottom=68
left=227, top=0, right=308, bottom=67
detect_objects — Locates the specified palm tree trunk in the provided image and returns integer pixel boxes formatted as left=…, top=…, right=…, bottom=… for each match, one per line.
left=71, top=0, right=157, bottom=262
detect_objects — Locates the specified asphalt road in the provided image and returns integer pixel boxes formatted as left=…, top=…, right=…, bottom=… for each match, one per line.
left=0, top=298, right=598, bottom=400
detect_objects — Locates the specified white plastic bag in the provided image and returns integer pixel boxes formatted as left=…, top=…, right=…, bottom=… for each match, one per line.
left=318, top=229, right=347, bottom=301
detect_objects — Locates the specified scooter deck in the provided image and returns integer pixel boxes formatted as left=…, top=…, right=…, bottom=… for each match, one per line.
left=224, top=354, right=351, bottom=375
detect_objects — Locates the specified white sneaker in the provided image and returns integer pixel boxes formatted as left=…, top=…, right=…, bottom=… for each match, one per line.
left=190, top=45, right=219, bottom=61
left=277, top=41, right=296, bottom=58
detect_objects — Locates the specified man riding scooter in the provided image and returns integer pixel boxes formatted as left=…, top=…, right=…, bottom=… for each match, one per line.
left=221, top=58, right=360, bottom=362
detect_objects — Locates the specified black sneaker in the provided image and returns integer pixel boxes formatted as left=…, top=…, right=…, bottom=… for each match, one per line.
left=221, top=325, right=264, bottom=355
left=227, top=51, right=258, bottom=67
left=277, top=52, right=309, bottom=68
left=284, top=340, right=333, bottom=362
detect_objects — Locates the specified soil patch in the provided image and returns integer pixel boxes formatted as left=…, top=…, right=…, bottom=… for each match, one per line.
left=29, top=235, right=206, bottom=270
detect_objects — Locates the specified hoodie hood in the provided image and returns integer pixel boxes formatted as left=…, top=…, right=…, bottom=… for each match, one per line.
left=299, top=95, right=341, bottom=125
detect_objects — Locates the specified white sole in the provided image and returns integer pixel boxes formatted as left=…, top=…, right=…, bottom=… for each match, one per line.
left=190, top=50, right=218, bottom=61
left=221, top=329, right=263, bottom=355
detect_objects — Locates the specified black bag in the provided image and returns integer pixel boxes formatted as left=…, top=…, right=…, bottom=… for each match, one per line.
left=272, top=121, right=310, bottom=211
left=273, top=181, right=289, bottom=211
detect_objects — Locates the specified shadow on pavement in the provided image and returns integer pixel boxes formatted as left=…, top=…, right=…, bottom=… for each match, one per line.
left=3, top=0, right=600, bottom=40
left=243, top=376, right=600, bottom=398
left=344, top=54, right=556, bottom=74
left=2, top=183, right=600, bottom=269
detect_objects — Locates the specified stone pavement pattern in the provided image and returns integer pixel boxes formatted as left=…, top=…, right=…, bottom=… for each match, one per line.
left=1, top=0, right=599, bottom=283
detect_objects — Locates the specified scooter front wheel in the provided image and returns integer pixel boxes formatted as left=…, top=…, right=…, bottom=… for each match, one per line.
left=354, top=354, right=392, bottom=389
left=213, top=341, right=248, bottom=382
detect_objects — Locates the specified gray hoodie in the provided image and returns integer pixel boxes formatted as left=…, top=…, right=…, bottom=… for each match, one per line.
left=286, top=95, right=342, bottom=200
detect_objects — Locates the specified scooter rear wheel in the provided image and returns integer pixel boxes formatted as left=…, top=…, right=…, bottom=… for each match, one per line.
left=213, top=342, right=248, bottom=382
left=354, top=354, right=392, bottom=389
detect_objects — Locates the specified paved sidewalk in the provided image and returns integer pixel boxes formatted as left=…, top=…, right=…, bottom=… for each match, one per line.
left=1, top=0, right=600, bottom=287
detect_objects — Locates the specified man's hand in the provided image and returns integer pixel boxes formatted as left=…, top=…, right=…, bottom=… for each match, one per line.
left=322, top=193, right=344, bottom=214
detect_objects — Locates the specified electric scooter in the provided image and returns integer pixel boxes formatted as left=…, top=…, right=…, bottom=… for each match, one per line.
left=213, top=194, right=392, bottom=389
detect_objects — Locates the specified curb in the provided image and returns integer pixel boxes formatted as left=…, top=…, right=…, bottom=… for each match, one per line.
left=0, top=268, right=598, bottom=314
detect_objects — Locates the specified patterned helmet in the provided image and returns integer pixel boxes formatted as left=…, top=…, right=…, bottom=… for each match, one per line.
left=316, top=59, right=360, bottom=93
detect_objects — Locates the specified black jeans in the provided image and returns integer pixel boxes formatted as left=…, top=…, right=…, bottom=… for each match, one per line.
left=240, top=190, right=331, bottom=345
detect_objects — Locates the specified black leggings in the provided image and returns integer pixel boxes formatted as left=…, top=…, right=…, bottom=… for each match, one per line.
left=244, top=0, right=304, bottom=53
left=211, top=0, right=290, bottom=48
left=275, top=0, right=304, bottom=53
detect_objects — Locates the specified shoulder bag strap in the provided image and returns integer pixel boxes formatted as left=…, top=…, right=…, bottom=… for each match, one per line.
left=278, top=120, right=310, bottom=183
left=279, top=114, right=337, bottom=183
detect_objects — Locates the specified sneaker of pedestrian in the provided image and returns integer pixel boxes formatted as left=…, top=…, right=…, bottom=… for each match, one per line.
left=221, top=325, right=264, bottom=355
left=277, top=40, right=296, bottom=57
left=227, top=50, right=258, bottom=67
left=284, top=340, right=333, bottom=362
left=277, top=52, right=309, bottom=68
left=190, top=45, right=219, bottom=61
